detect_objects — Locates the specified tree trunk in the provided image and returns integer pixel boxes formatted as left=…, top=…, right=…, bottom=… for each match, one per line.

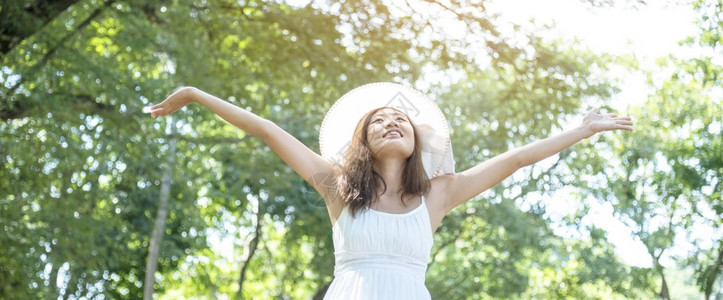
left=48, top=263, right=59, bottom=298
left=658, top=271, right=669, bottom=300
left=143, top=122, right=177, bottom=300
left=236, top=204, right=264, bottom=299
left=652, top=254, right=670, bottom=300
left=703, top=245, right=723, bottom=299
left=312, top=281, right=332, bottom=300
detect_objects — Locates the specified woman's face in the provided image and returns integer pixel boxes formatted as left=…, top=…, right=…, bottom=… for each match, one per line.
left=365, top=108, right=415, bottom=159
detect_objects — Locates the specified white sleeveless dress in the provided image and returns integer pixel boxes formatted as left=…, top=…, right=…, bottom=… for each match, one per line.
left=323, top=196, right=434, bottom=299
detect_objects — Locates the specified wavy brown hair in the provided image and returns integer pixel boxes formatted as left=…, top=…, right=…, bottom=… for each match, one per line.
left=338, top=107, right=430, bottom=218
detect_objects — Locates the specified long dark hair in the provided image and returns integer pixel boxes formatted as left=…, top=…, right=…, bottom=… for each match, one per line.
left=338, top=107, right=430, bottom=217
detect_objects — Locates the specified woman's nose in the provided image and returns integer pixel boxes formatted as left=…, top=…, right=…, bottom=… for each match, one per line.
left=384, top=118, right=398, bottom=127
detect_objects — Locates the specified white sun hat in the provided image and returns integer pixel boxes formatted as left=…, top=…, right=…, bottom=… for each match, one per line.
left=319, top=82, right=455, bottom=178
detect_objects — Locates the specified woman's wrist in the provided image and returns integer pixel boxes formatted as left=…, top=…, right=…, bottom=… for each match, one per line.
left=576, top=123, right=596, bottom=139
left=180, top=86, right=200, bottom=103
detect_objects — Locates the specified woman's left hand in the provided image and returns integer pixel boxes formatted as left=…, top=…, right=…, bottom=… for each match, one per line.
left=582, top=108, right=634, bottom=134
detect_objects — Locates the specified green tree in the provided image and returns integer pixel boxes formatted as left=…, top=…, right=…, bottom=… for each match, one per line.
left=562, top=0, right=722, bottom=298
left=675, top=1, right=723, bottom=297
left=0, top=0, right=686, bottom=298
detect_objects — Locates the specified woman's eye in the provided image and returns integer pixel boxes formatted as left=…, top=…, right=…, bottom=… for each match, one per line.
left=396, top=117, right=406, bottom=122
left=372, top=118, right=383, bottom=123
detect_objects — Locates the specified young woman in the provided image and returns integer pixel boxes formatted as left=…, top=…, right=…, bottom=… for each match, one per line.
left=150, top=83, right=633, bottom=299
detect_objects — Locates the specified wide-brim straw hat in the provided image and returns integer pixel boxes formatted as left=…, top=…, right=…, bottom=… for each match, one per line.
left=319, top=82, right=455, bottom=178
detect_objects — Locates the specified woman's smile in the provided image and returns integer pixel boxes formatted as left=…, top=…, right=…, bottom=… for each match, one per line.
left=384, top=128, right=403, bottom=138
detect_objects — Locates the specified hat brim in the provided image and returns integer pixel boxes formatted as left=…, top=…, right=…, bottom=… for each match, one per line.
left=319, top=82, right=455, bottom=178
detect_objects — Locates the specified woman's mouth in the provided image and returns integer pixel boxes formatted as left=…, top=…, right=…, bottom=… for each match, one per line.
left=383, top=129, right=403, bottom=138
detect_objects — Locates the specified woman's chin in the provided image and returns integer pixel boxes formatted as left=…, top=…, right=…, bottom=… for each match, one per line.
left=372, top=143, right=414, bottom=159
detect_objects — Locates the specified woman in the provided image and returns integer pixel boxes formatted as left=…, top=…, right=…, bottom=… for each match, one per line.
left=150, top=83, right=633, bottom=299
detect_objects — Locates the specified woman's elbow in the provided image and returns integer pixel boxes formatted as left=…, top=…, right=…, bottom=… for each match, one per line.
left=510, top=151, right=529, bottom=169
left=255, top=119, right=274, bottom=141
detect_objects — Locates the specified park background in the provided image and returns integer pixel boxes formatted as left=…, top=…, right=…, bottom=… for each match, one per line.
left=1, top=0, right=721, bottom=299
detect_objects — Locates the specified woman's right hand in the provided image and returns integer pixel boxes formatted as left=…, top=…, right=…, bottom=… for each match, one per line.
left=150, top=87, right=197, bottom=118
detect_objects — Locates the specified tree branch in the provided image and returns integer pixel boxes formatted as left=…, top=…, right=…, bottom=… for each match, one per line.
left=0, top=0, right=80, bottom=54
left=427, top=236, right=457, bottom=270
left=4, top=0, right=115, bottom=97
left=171, top=134, right=252, bottom=145
left=236, top=202, right=264, bottom=298
left=0, top=93, right=114, bottom=121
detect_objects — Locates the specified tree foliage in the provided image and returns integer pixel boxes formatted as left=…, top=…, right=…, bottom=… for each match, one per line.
left=1, top=0, right=717, bottom=299
left=561, top=0, right=723, bottom=298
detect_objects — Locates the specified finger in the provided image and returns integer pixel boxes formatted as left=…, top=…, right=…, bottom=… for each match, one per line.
left=617, top=125, right=633, bottom=131
left=150, top=108, right=165, bottom=117
left=607, top=113, right=618, bottom=118
left=617, top=120, right=634, bottom=126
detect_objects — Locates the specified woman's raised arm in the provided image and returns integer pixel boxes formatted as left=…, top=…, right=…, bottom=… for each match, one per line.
left=436, top=109, right=633, bottom=213
left=151, top=87, right=337, bottom=203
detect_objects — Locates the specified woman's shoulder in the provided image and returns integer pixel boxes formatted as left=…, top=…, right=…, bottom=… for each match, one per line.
left=427, top=174, right=455, bottom=208
left=429, top=173, right=455, bottom=189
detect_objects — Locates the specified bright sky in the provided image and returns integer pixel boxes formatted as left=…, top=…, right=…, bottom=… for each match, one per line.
left=488, top=0, right=700, bottom=267
left=489, top=0, right=697, bottom=56
left=488, top=0, right=699, bottom=111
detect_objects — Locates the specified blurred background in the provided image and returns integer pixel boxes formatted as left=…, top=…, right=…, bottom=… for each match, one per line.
left=1, top=0, right=720, bottom=299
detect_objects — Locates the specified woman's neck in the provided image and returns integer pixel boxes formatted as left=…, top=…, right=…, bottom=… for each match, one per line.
left=373, top=158, right=405, bottom=196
